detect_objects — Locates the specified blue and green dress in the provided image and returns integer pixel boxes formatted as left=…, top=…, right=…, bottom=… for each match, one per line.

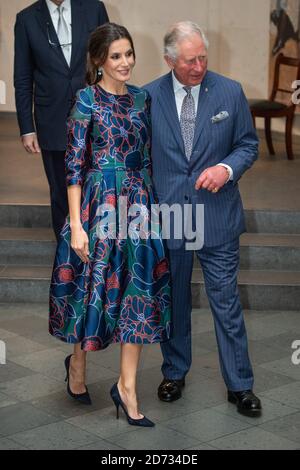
left=49, top=84, right=171, bottom=351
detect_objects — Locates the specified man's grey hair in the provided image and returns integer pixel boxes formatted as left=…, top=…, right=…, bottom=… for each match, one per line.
left=164, top=21, right=209, bottom=61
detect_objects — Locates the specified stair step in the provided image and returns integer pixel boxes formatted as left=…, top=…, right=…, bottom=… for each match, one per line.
left=191, top=269, right=300, bottom=311
left=0, top=265, right=299, bottom=310
left=1, top=204, right=300, bottom=234
left=1, top=228, right=300, bottom=269
left=245, top=210, right=300, bottom=234
left=0, top=265, right=51, bottom=303
left=1, top=228, right=299, bottom=245
left=0, top=204, right=51, bottom=228
left=239, top=233, right=299, bottom=270
left=192, top=269, right=300, bottom=286
left=193, top=233, right=300, bottom=271
left=0, top=228, right=54, bottom=241
left=0, top=265, right=52, bottom=280
left=0, top=265, right=52, bottom=303
left=0, top=228, right=56, bottom=265
left=240, top=233, right=300, bottom=247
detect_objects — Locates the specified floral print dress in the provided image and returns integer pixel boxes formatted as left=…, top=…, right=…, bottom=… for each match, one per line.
left=49, top=84, right=171, bottom=351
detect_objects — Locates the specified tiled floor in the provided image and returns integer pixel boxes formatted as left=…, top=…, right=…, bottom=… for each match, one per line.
left=0, top=303, right=300, bottom=450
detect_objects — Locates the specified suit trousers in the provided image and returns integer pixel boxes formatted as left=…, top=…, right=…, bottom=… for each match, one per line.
left=161, top=238, right=254, bottom=391
left=41, top=150, right=68, bottom=241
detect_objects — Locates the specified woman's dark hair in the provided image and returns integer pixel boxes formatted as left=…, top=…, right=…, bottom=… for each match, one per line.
left=86, top=22, right=136, bottom=85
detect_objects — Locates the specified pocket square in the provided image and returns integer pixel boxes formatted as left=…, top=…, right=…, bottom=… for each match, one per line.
left=211, top=111, right=229, bottom=123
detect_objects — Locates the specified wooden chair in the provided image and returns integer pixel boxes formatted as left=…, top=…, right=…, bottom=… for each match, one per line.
left=249, top=53, right=300, bottom=160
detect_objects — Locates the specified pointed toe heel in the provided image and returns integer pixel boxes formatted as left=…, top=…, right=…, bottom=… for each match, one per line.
left=64, top=354, right=92, bottom=405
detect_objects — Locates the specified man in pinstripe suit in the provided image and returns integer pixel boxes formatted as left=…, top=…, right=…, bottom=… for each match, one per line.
left=144, top=21, right=262, bottom=416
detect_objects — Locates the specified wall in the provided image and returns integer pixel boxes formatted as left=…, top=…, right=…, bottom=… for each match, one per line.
left=1, top=0, right=285, bottom=132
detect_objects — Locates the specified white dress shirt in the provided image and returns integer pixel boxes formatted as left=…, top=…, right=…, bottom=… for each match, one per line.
left=171, top=71, right=233, bottom=182
left=172, top=71, right=201, bottom=118
left=23, top=0, right=72, bottom=137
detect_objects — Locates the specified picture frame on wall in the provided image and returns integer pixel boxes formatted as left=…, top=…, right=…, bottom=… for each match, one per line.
left=270, top=0, right=300, bottom=105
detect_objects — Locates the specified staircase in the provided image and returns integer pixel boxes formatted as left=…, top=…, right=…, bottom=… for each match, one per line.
left=193, top=210, right=300, bottom=310
left=0, top=205, right=54, bottom=303
left=1, top=204, right=300, bottom=310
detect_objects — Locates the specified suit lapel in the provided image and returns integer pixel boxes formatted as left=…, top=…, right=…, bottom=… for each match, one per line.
left=70, top=0, right=85, bottom=71
left=192, top=71, right=216, bottom=150
left=158, top=72, right=185, bottom=154
left=35, top=0, right=70, bottom=71
left=158, top=71, right=217, bottom=157
left=35, top=0, right=49, bottom=42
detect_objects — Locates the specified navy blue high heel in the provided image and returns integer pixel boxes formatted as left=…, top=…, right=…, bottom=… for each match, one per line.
left=110, top=383, right=155, bottom=427
left=64, top=354, right=92, bottom=405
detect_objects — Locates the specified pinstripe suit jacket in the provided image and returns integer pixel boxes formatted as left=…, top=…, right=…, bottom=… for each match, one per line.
left=144, top=71, right=258, bottom=249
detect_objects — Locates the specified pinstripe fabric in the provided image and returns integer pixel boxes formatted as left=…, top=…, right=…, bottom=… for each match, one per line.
left=161, top=242, right=254, bottom=389
left=197, top=239, right=253, bottom=390
left=143, top=70, right=257, bottom=389
left=161, top=248, right=194, bottom=379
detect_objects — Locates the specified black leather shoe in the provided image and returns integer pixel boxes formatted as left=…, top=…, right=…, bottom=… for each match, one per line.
left=228, top=390, right=262, bottom=416
left=158, top=378, right=185, bottom=402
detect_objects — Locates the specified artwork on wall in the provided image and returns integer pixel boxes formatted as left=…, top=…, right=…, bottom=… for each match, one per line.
left=270, top=0, right=300, bottom=104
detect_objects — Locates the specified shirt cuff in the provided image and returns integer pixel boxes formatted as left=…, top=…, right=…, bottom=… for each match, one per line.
left=21, top=132, right=36, bottom=137
left=217, top=163, right=233, bottom=182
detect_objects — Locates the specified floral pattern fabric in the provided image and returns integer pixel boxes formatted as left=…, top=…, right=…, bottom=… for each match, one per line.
left=49, top=85, right=171, bottom=351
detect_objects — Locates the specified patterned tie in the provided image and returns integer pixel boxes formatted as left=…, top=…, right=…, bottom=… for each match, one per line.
left=57, top=5, right=71, bottom=66
left=180, top=86, right=196, bottom=160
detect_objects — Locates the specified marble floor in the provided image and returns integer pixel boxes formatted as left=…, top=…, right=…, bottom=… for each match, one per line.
left=0, top=304, right=300, bottom=450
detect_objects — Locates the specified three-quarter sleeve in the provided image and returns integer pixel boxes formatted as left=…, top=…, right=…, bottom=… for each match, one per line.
left=65, top=87, right=93, bottom=186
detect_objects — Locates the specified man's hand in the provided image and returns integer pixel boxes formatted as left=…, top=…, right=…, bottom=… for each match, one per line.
left=21, top=134, right=41, bottom=154
left=195, top=165, right=229, bottom=193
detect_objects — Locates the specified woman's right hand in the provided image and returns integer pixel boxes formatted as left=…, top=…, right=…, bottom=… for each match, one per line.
left=70, top=224, right=90, bottom=263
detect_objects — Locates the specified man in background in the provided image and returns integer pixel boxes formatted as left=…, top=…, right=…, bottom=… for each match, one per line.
left=14, top=0, right=109, bottom=240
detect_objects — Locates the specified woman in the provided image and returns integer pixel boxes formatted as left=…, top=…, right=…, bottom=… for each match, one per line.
left=49, top=23, right=171, bottom=427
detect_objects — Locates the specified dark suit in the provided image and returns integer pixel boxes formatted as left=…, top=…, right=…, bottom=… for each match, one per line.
left=144, top=71, right=258, bottom=391
left=14, top=0, right=109, bottom=239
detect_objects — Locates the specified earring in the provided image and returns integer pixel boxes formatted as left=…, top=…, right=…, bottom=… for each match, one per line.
left=97, top=68, right=103, bottom=79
